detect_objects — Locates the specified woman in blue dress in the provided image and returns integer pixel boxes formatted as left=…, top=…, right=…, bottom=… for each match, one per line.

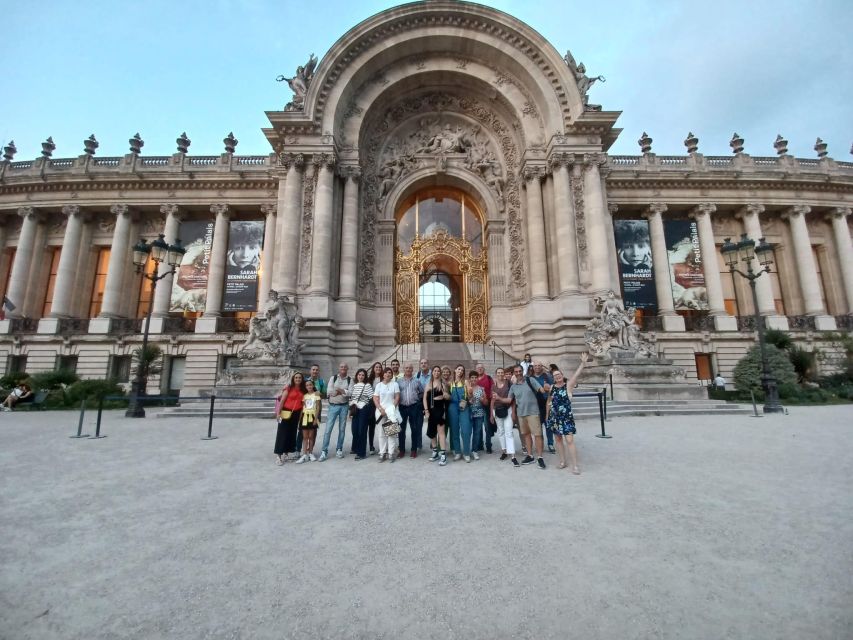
left=545, top=352, right=588, bottom=473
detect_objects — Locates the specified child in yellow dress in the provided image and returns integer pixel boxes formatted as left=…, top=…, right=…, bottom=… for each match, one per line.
left=296, top=380, right=322, bottom=464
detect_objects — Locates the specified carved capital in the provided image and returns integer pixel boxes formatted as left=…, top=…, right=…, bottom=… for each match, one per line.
left=18, top=206, right=39, bottom=222
left=159, top=203, right=183, bottom=221
left=782, top=204, right=811, bottom=221
left=827, top=206, right=852, bottom=221
left=521, top=164, right=546, bottom=183
left=735, top=203, right=765, bottom=220
left=110, top=203, right=131, bottom=218
left=313, top=153, right=336, bottom=169
left=548, top=152, right=573, bottom=171
left=582, top=152, right=607, bottom=169
left=260, top=203, right=277, bottom=217
left=210, top=203, right=230, bottom=219
left=689, top=203, right=717, bottom=220
left=607, top=202, right=619, bottom=216
left=643, top=203, right=668, bottom=219
left=61, top=204, right=81, bottom=218
left=339, top=164, right=362, bottom=181
left=281, top=153, right=305, bottom=169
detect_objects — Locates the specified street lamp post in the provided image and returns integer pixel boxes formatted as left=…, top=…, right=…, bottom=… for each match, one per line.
left=125, top=234, right=186, bottom=418
left=721, top=233, right=784, bottom=414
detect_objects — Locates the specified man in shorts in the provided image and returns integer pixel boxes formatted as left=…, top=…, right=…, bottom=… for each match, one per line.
left=508, top=364, right=546, bottom=469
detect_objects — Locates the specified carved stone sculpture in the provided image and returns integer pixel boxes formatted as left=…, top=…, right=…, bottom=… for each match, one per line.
left=277, top=53, right=318, bottom=111
left=236, top=290, right=305, bottom=364
left=584, top=290, right=655, bottom=358
left=564, top=50, right=605, bottom=109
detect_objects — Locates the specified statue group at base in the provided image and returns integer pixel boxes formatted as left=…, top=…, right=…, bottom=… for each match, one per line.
left=211, top=291, right=306, bottom=395
left=583, top=291, right=705, bottom=401
left=238, top=290, right=305, bottom=364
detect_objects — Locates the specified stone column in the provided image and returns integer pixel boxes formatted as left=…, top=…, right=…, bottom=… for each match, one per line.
left=98, top=204, right=134, bottom=318
left=737, top=204, right=786, bottom=328
left=828, top=207, right=853, bottom=314
left=49, top=205, right=86, bottom=318
left=308, top=154, right=336, bottom=297
left=202, top=203, right=230, bottom=318
left=689, top=203, right=736, bottom=331
left=5, top=207, right=41, bottom=318
left=151, top=204, right=183, bottom=318
left=606, top=203, right=621, bottom=293
left=338, top=167, right=360, bottom=301
left=643, top=203, right=684, bottom=331
left=582, top=154, right=614, bottom=293
left=783, top=205, right=826, bottom=318
left=549, top=154, right=579, bottom=294
left=257, top=203, right=277, bottom=303
left=277, top=154, right=305, bottom=296
left=523, top=165, right=548, bottom=299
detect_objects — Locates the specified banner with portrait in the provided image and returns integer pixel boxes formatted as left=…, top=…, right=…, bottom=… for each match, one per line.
left=664, top=220, right=709, bottom=310
left=170, top=220, right=214, bottom=312
left=223, top=220, right=265, bottom=312
left=613, top=219, right=656, bottom=311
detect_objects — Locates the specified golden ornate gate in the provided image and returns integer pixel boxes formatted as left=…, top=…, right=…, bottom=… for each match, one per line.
left=395, top=229, right=488, bottom=343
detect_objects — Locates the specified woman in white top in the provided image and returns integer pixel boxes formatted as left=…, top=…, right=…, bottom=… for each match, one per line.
left=348, top=368, right=373, bottom=460
left=373, top=367, right=401, bottom=462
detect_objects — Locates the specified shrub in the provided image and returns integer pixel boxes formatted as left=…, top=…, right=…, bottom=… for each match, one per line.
left=763, top=329, right=793, bottom=351
left=27, top=369, right=80, bottom=391
left=0, top=372, right=30, bottom=389
left=66, top=379, right=125, bottom=407
left=732, top=344, right=798, bottom=392
left=788, top=346, right=817, bottom=383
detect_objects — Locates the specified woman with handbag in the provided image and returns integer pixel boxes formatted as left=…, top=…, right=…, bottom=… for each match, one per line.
left=491, top=367, right=518, bottom=467
left=424, top=365, right=450, bottom=466
left=273, top=372, right=307, bottom=465
left=348, top=368, right=373, bottom=460
left=545, top=353, right=588, bottom=473
left=373, top=367, right=401, bottom=462
left=447, top=365, right=473, bottom=462
left=366, top=361, right=384, bottom=455
left=468, top=370, right=487, bottom=461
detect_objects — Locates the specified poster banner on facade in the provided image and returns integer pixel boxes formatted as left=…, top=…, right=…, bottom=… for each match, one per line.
left=170, top=220, right=214, bottom=312
left=613, top=219, right=656, bottom=310
left=664, top=219, right=709, bottom=310
left=223, top=220, right=264, bottom=312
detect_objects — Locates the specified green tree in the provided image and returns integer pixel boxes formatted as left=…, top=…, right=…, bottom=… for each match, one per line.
left=733, top=344, right=798, bottom=392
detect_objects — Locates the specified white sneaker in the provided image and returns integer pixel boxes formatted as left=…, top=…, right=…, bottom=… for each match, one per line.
left=308, top=453, right=317, bottom=462
left=464, top=455, right=471, bottom=463
left=335, top=450, right=344, bottom=458
left=453, top=454, right=462, bottom=461
left=319, top=451, right=327, bottom=462
left=295, top=455, right=308, bottom=464
left=472, top=452, right=480, bottom=461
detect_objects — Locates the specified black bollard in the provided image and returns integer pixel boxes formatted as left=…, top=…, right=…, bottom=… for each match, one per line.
left=201, top=395, right=218, bottom=440
left=70, top=398, right=90, bottom=438
left=91, top=397, right=107, bottom=439
left=594, top=391, right=612, bottom=439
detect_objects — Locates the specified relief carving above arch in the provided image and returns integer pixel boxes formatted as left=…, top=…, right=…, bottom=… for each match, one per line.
left=358, top=92, right=526, bottom=304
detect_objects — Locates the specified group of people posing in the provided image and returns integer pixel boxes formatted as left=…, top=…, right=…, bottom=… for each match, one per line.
left=273, top=353, right=588, bottom=472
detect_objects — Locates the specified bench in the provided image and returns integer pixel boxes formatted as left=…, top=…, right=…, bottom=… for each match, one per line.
left=15, top=389, right=49, bottom=411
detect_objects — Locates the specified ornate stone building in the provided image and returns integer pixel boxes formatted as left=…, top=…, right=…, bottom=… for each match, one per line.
left=0, top=1, right=851, bottom=394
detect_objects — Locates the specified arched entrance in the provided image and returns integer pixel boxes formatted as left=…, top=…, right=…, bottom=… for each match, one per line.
left=395, top=187, right=488, bottom=343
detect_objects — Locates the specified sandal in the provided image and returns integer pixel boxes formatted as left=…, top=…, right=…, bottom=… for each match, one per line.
left=572, top=466, right=581, bottom=475
left=558, top=462, right=567, bottom=469
left=275, top=457, right=284, bottom=466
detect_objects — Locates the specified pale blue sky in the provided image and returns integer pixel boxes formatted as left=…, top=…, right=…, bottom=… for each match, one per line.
left=2, top=0, right=851, bottom=160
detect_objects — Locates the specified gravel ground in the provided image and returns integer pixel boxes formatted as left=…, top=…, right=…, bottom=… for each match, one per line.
left=1, top=405, right=852, bottom=640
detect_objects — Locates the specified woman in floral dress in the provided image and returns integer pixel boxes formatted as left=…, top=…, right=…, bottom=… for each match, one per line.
left=545, top=352, right=588, bottom=473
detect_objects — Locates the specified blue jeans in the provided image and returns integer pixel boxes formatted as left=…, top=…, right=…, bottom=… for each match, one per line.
left=448, top=403, right=473, bottom=456
left=322, top=403, right=349, bottom=454
left=471, top=415, right=485, bottom=452
left=398, top=404, right=423, bottom=453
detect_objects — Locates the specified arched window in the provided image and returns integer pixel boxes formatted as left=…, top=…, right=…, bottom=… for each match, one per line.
left=396, top=187, right=483, bottom=254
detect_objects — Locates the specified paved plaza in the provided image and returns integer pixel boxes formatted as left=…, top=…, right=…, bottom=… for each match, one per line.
left=1, top=406, right=852, bottom=640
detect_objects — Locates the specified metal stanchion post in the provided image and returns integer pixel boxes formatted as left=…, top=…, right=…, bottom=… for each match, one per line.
left=602, top=388, right=609, bottom=421
left=609, top=374, right=614, bottom=401
left=91, top=397, right=107, bottom=439
left=595, top=391, right=612, bottom=439
left=70, top=398, right=90, bottom=438
left=202, top=395, right=218, bottom=440
left=749, top=389, right=762, bottom=418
